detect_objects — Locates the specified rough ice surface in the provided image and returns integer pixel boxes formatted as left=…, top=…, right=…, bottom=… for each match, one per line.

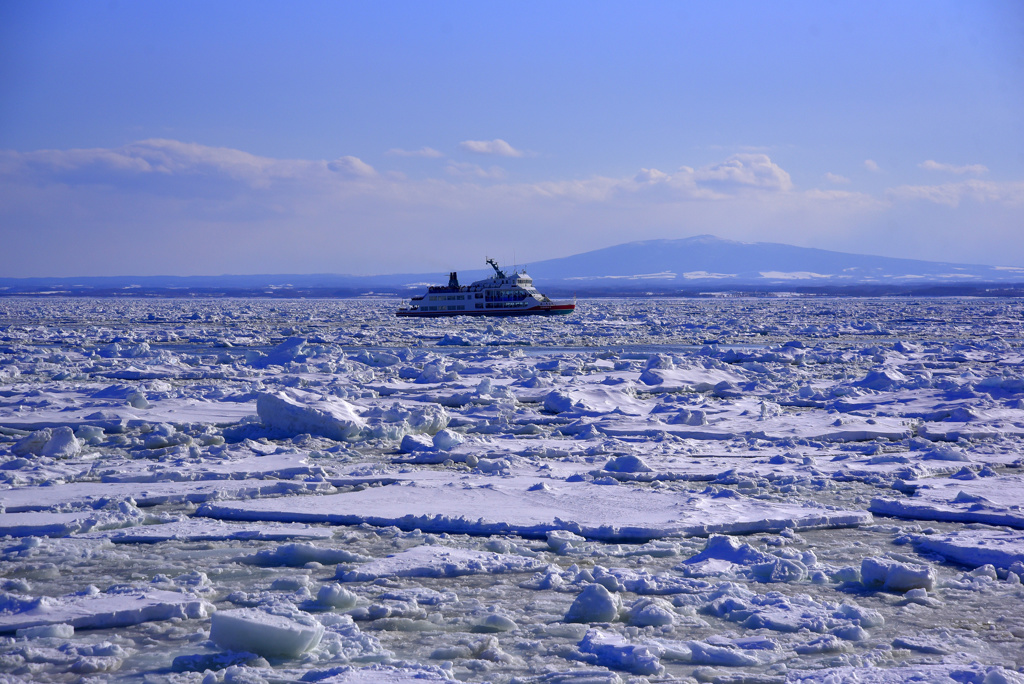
left=337, top=544, right=547, bottom=581
left=861, top=556, right=936, bottom=592
left=0, top=296, right=1023, bottom=682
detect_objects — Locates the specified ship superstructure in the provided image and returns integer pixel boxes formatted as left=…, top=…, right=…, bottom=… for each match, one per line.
left=396, top=258, right=575, bottom=317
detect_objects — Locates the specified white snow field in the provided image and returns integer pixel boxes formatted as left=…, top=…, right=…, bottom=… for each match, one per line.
left=0, top=296, right=1023, bottom=683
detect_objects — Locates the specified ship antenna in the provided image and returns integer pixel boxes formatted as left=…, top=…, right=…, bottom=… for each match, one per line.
left=486, top=257, right=506, bottom=278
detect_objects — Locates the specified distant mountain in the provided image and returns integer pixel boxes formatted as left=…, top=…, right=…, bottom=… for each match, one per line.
left=521, top=235, right=1024, bottom=287
left=3, top=235, right=1024, bottom=297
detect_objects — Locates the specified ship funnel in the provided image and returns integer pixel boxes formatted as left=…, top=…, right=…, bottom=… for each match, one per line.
left=448, top=272, right=460, bottom=289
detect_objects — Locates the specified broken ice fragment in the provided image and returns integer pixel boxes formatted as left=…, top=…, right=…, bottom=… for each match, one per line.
left=565, top=584, right=621, bottom=623
left=210, top=607, right=324, bottom=658
left=861, top=557, right=935, bottom=592
left=256, top=389, right=366, bottom=441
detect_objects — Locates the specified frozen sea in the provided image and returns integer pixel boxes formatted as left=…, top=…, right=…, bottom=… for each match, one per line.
left=1, top=296, right=1023, bottom=683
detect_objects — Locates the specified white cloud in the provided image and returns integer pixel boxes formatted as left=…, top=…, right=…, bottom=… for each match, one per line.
left=825, top=172, right=850, bottom=184
left=919, top=160, right=988, bottom=175
left=459, top=139, right=524, bottom=157
left=3, top=139, right=335, bottom=201
left=693, top=153, right=793, bottom=192
left=864, top=159, right=880, bottom=172
left=327, top=156, right=377, bottom=178
left=386, top=147, right=444, bottom=158
left=634, top=168, right=671, bottom=183
left=10, top=139, right=323, bottom=188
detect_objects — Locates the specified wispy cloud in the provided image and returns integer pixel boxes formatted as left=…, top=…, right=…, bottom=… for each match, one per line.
left=888, top=180, right=1024, bottom=207
left=459, top=139, right=525, bottom=157
left=864, top=159, right=881, bottom=173
left=919, top=160, right=988, bottom=175
left=3, top=139, right=330, bottom=197
left=825, top=172, right=850, bottom=184
left=327, top=156, right=378, bottom=178
left=445, top=161, right=506, bottom=180
left=385, top=147, right=444, bottom=158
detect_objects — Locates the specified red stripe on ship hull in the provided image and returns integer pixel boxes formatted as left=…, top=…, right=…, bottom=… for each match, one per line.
left=397, top=304, right=575, bottom=318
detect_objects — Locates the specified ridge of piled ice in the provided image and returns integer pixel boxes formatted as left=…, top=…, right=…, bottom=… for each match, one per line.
left=576, top=629, right=664, bottom=676
left=338, top=544, right=547, bottom=581
left=678, top=534, right=815, bottom=583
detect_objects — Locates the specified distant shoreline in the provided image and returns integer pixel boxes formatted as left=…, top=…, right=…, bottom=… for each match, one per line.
left=4, top=283, right=1024, bottom=299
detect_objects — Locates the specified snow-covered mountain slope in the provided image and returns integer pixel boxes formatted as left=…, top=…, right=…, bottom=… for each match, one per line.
left=522, top=235, right=1024, bottom=287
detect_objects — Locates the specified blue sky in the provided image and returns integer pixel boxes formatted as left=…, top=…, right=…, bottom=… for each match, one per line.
left=1, top=1, right=1022, bottom=277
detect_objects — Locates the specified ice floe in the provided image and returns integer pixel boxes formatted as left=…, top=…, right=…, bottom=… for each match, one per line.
left=210, top=606, right=325, bottom=658
left=0, top=587, right=212, bottom=633
left=199, top=476, right=871, bottom=540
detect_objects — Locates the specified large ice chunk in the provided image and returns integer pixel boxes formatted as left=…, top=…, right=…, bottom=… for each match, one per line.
left=12, top=427, right=81, bottom=459
left=861, top=557, right=935, bottom=592
left=250, top=337, right=312, bottom=368
left=543, top=388, right=647, bottom=416
left=209, top=607, right=324, bottom=658
left=577, top=629, right=664, bottom=676
left=256, top=389, right=366, bottom=441
left=565, top=584, right=622, bottom=623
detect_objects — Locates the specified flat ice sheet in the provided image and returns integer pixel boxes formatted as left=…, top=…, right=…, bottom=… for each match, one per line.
left=0, top=478, right=333, bottom=513
left=199, top=477, right=871, bottom=541
left=871, top=474, right=1024, bottom=528
left=913, top=529, right=1024, bottom=570
left=79, top=518, right=334, bottom=543
left=0, top=399, right=256, bottom=430
left=0, top=588, right=212, bottom=633
left=0, top=508, right=141, bottom=538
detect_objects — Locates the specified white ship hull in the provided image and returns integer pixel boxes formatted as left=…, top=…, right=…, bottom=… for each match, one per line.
left=396, top=259, right=575, bottom=318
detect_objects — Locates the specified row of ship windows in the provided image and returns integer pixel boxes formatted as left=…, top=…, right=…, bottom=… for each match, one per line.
left=425, top=290, right=536, bottom=302
left=427, top=293, right=484, bottom=301
left=419, top=301, right=528, bottom=311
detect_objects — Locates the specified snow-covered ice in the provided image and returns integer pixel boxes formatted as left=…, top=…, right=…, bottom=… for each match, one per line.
left=0, top=587, right=212, bottom=634
left=1, top=296, right=1023, bottom=681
